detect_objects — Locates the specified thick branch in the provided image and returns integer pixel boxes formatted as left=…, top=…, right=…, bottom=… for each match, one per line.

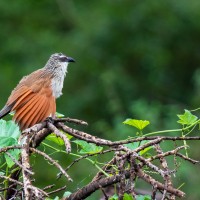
left=66, top=170, right=135, bottom=200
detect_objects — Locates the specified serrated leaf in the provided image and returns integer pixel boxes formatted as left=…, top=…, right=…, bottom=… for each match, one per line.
left=0, top=120, right=20, bottom=139
left=0, top=137, right=17, bottom=147
left=177, top=110, right=198, bottom=125
left=0, top=120, right=21, bottom=168
left=123, top=119, right=150, bottom=130
left=73, top=140, right=103, bottom=154
left=136, top=195, right=151, bottom=200
left=123, top=193, right=134, bottom=200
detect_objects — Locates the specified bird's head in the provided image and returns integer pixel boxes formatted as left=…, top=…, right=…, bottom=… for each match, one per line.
left=51, top=53, right=75, bottom=63
left=45, top=53, right=75, bottom=72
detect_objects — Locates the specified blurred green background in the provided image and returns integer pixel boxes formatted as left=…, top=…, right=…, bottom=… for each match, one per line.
left=1, top=0, right=200, bottom=199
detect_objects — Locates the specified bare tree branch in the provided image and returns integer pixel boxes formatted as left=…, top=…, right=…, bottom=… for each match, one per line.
left=1, top=117, right=199, bottom=200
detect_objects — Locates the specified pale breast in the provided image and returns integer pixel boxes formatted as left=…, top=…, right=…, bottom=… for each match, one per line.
left=51, top=62, right=68, bottom=98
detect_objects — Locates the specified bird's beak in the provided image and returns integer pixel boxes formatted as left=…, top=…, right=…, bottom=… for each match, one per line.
left=67, top=57, right=75, bottom=63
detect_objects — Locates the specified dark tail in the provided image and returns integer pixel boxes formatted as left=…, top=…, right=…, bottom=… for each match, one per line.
left=0, top=104, right=13, bottom=119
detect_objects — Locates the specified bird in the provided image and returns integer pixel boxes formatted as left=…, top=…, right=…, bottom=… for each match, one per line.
left=0, top=53, right=75, bottom=130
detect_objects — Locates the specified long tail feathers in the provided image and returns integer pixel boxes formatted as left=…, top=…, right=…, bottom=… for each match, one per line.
left=0, top=104, right=13, bottom=119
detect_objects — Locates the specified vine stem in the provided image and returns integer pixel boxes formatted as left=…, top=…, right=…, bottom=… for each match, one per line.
left=42, top=142, right=110, bottom=177
left=144, top=120, right=200, bottom=137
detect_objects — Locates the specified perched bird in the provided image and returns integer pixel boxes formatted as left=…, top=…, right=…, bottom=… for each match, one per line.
left=0, top=53, right=75, bottom=130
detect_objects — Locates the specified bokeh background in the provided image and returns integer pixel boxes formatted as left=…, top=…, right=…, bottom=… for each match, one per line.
left=0, top=0, right=200, bottom=199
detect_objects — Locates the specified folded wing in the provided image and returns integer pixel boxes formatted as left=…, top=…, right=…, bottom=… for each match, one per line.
left=1, top=70, right=56, bottom=130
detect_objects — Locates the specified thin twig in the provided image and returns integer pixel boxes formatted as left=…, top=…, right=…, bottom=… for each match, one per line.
left=58, top=123, right=113, bottom=146
left=30, top=147, right=72, bottom=182
left=54, top=117, right=88, bottom=125
left=57, top=149, right=114, bottom=179
left=0, top=145, right=22, bottom=153
left=43, top=184, right=55, bottom=191
left=149, top=146, right=185, bottom=162
left=136, top=168, right=185, bottom=198
left=0, top=175, right=23, bottom=186
left=176, top=153, right=199, bottom=164
left=47, top=186, right=67, bottom=195
left=5, top=152, right=33, bottom=175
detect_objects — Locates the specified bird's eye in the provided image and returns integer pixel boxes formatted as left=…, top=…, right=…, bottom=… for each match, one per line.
left=58, top=55, right=68, bottom=62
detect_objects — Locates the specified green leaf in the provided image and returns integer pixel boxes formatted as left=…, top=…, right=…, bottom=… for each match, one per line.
left=4, top=149, right=20, bottom=168
left=63, top=191, right=72, bottom=197
left=136, top=195, right=151, bottom=200
left=46, top=133, right=65, bottom=146
left=9, top=111, right=15, bottom=117
left=124, top=142, right=139, bottom=150
left=0, top=120, right=20, bottom=139
left=140, top=146, right=152, bottom=156
left=177, top=110, right=198, bottom=125
left=46, top=132, right=73, bottom=146
left=0, top=137, right=17, bottom=147
left=0, top=172, right=5, bottom=176
left=56, top=112, right=64, bottom=118
left=123, top=193, right=134, bottom=200
left=124, top=141, right=152, bottom=155
left=123, top=119, right=150, bottom=130
left=109, top=194, right=118, bottom=200
left=45, top=197, right=59, bottom=200
left=73, top=140, right=103, bottom=154
left=0, top=120, right=21, bottom=168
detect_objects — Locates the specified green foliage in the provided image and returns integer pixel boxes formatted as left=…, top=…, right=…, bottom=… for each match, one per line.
left=63, top=191, right=72, bottom=198
left=0, top=0, right=200, bottom=198
left=46, top=133, right=65, bottom=146
left=108, top=194, right=151, bottom=200
left=55, top=112, right=65, bottom=118
left=123, top=119, right=150, bottom=131
left=45, top=190, right=71, bottom=199
left=123, top=193, right=134, bottom=200
left=177, top=110, right=198, bottom=126
left=73, top=140, right=103, bottom=154
left=0, top=120, right=20, bottom=168
left=0, top=120, right=20, bottom=139
left=46, top=132, right=73, bottom=146
left=109, top=194, right=118, bottom=200
left=124, top=141, right=152, bottom=156
left=136, top=195, right=151, bottom=200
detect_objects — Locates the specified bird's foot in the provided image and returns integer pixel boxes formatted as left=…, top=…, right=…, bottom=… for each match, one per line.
left=45, top=117, right=56, bottom=124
